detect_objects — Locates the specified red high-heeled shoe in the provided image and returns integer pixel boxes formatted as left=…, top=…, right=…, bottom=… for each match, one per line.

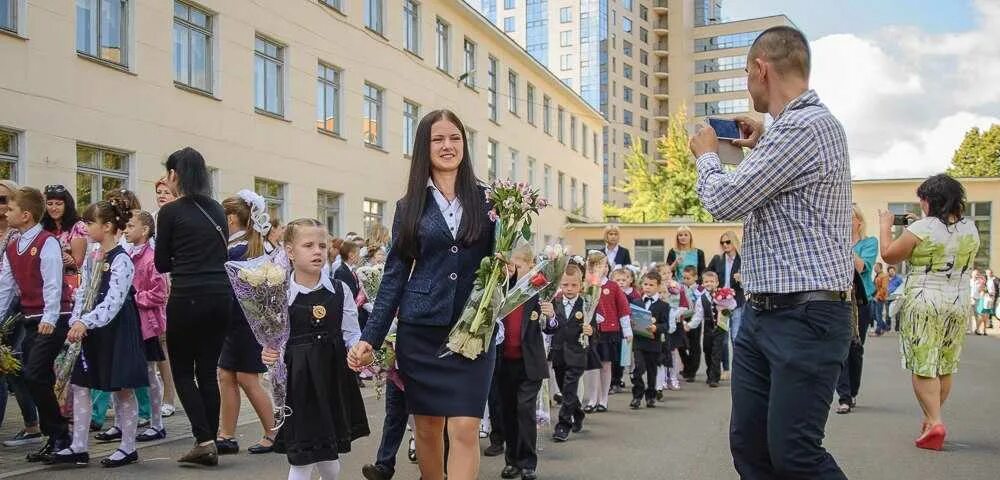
left=915, top=423, right=946, bottom=451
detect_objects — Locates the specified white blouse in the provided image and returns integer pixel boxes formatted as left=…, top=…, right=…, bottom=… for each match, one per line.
left=288, top=269, right=361, bottom=348
left=72, top=250, right=135, bottom=329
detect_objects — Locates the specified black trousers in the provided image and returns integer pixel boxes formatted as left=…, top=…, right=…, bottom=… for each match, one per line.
left=731, top=302, right=850, bottom=480
left=166, top=294, right=231, bottom=443
left=703, top=327, right=726, bottom=384
left=681, top=326, right=703, bottom=379
left=837, top=303, right=871, bottom=403
left=499, top=359, right=542, bottom=469
left=631, top=349, right=660, bottom=400
left=551, top=355, right=584, bottom=432
left=21, top=319, right=70, bottom=439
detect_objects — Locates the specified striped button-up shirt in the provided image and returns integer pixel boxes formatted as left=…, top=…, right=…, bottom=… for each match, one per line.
left=695, top=89, right=853, bottom=294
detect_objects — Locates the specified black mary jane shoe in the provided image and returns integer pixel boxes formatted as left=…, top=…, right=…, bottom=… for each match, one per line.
left=501, top=465, right=522, bottom=479
left=629, top=398, right=642, bottom=410
left=136, top=427, right=167, bottom=442
left=101, top=449, right=138, bottom=468
left=594, top=405, right=608, bottom=413
left=49, top=448, right=90, bottom=467
left=407, top=437, right=418, bottom=462
left=582, top=405, right=595, bottom=414
left=215, top=437, right=240, bottom=455
left=94, top=426, right=122, bottom=443
left=248, top=436, right=275, bottom=454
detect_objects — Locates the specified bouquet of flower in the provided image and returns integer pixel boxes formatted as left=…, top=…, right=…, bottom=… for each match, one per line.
left=225, top=256, right=291, bottom=429
left=362, top=333, right=401, bottom=399
left=579, top=273, right=603, bottom=348
left=355, top=263, right=384, bottom=311
left=713, top=287, right=738, bottom=332
left=494, top=261, right=553, bottom=322
left=0, top=313, right=23, bottom=375
left=54, top=249, right=105, bottom=406
left=442, top=180, right=548, bottom=360
left=537, top=244, right=570, bottom=304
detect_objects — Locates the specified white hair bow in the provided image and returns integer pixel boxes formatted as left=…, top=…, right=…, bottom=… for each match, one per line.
left=236, top=189, right=271, bottom=236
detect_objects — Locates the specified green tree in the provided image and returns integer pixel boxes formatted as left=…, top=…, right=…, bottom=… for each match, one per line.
left=947, top=125, right=1000, bottom=177
left=603, top=109, right=713, bottom=222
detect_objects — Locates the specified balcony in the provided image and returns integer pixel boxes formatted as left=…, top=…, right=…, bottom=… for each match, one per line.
left=654, top=59, right=669, bottom=78
left=653, top=17, right=669, bottom=34
left=652, top=0, right=669, bottom=14
left=654, top=108, right=671, bottom=121
left=653, top=39, right=669, bottom=56
left=654, top=82, right=669, bottom=99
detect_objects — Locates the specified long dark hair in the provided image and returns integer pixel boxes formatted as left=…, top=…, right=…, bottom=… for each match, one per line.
left=165, top=147, right=212, bottom=197
left=916, top=174, right=966, bottom=225
left=394, top=110, right=486, bottom=261
left=40, top=185, right=80, bottom=233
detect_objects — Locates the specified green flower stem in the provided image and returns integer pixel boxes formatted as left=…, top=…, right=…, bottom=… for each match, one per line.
left=468, top=212, right=526, bottom=334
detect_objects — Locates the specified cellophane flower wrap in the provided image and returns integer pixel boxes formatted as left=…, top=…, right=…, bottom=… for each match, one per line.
left=54, top=248, right=105, bottom=407
left=225, top=256, right=291, bottom=429
left=442, top=180, right=549, bottom=360
left=713, top=287, right=738, bottom=332
left=579, top=273, right=603, bottom=348
left=362, top=332, right=400, bottom=399
left=494, top=261, right=553, bottom=322
left=356, top=264, right=384, bottom=305
left=0, top=313, right=23, bottom=375
left=537, top=245, right=570, bottom=304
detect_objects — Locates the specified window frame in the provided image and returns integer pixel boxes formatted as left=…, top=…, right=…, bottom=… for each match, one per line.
left=0, top=128, right=20, bottom=181
left=463, top=38, right=477, bottom=89
left=436, top=17, right=451, bottom=74
left=403, top=0, right=420, bottom=55
left=76, top=143, right=131, bottom=210
left=403, top=99, right=420, bottom=157
left=173, top=1, right=214, bottom=93
left=508, top=69, right=519, bottom=115
left=316, top=62, right=342, bottom=135
left=76, top=0, right=131, bottom=68
left=254, top=177, right=286, bottom=221
left=317, top=190, right=342, bottom=236
left=254, top=35, right=285, bottom=117
left=363, top=82, right=385, bottom=148
left=365, top=0, right=384, bottom=34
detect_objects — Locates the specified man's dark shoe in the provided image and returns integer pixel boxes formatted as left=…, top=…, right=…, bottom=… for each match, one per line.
left=646, top=399, right=657, bottom=408
left=571, top=414, right=584, bottom=433
left=484, top=443, right=505, bottom=457
left=501, top=465, right=522, bottom=479
left=362, top=463, right=393, bottom=480
left=629, top=398, right=641, bottom=409
left=521, top=468, right=538, bottom=480
left=551, top=427, right=569, bottom=442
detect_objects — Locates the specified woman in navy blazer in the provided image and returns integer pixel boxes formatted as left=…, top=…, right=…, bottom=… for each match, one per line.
left=349, top=110, right=494, bottom=480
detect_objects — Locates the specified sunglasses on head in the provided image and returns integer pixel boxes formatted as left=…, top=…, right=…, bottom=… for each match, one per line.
left=720, top=240, right=732, bottom=245
left=44, top=184, right=68, bottom=195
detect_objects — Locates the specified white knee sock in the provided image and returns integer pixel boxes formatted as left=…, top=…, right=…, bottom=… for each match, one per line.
left=68, top=385, right=92, bottom=453
left=110, top=390, right=138, bottom=459
left=582, top=370, right=600, bottom=407
left=598, top=362, right=612, bottom=406
left=656, top=366, right=667, bottom=390
left=288, top=464, right=314, bottom=480
left=315, top=460, right=341, bottom=479
left=146, top=363, right=164, bottom=431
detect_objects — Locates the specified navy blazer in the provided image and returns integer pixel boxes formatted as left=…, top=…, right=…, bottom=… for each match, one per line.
left=361, top=188, right=494, bottom=349
left=499, top=295, right=549, bottom=381
left=543, top=296, right=599, bottom=369
left=630, top=297, right=670, bottom=353
left=605, top=245, right=632, bottom=268
left=707, top=253, right=744, bottom=307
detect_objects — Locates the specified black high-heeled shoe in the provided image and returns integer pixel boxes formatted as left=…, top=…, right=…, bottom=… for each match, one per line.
left=94, top=426, right=122, bottom=443
left=101, top=449, right=138, bottom=468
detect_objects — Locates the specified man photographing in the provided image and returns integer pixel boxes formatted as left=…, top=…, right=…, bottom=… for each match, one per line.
left=689, top=26, right=853, bottom=479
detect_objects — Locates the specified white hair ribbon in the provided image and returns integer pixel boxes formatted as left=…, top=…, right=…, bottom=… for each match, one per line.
left=236, top=189, right=271, bottom=236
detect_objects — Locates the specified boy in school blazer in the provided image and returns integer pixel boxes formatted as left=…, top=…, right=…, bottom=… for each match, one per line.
left=630, top=271, right=672, bottom=409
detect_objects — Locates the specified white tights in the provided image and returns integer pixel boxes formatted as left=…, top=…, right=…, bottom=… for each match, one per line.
left=582, top=362, right=613, bottom=407
left=65, top=385, right=138, bottom=459
left=144, top=363, right=164, bottom=431
left=287, top=460, right=341, bottom=480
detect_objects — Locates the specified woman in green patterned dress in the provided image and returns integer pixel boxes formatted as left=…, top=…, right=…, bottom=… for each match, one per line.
left=878, top=174, right=980, bottom=451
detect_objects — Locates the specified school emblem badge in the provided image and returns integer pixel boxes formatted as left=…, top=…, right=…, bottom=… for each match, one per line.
left=102, top=263, right=110, bottom=272
left=530, top=311, right=539, bottom=321
left=603, top=288, right=610, bottom=295
left=29, top=247, right=37, bottom=256
left=312, top=305, right=327, bottom=319
left=574, top=311, right=583, bottom=320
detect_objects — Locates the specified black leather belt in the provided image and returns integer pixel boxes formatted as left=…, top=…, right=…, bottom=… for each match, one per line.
left=749, top=290, right=849, bottom=312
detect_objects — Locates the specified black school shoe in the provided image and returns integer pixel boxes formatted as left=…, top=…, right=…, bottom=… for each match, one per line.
left=94, top=426, right=122, bottom=443
left=646, top=399, right=657, bottom=408
left=26, top=436, right=57, bottom=463
left=571, top=414, right=585, bottom=433
left=49, top=448, right=90, bottom=467
left=501, top=465, right=522, bottom=479
left=362, top=463, right=394, bottom=480
left=521, top=468, right=538, bottom=480
left=551, top=427, right=570, bottom=443
left=215, top=437, right=240, bottom=455
left=629, top=398, right=642, bottom=409
left=101, top=449, right=138, bottom=468
left=484, top=443, right=505, bottom=457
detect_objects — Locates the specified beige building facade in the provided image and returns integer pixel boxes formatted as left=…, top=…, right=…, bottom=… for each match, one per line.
left=564, top=177, right=998, bottom=271
left=0, top=0, right=603, bottom=244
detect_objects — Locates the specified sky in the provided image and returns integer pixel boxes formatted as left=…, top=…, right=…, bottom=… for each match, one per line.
left=722, top=0, right=1000, bottom=179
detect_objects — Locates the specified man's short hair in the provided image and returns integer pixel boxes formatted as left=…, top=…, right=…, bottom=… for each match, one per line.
left=13, top=186, right=45, bottom=222
left=702, top=271, right=719, bottom=281
left=749, top=25, right=811, bottom=79
left=683, top=265, right=698, bottom=276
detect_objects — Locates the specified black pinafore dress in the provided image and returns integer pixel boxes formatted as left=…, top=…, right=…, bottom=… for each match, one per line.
left=71, top=246, right=148, bottom=391
left=273, top=283, right=370, bottom=466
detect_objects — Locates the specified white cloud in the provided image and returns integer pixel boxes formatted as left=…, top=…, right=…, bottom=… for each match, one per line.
left=808, top=0, right=1000, bottom=179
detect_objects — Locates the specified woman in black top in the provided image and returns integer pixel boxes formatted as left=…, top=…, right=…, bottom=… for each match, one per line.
left=154, top=147, right=231, bottom=466
left=349, top=110, right=494, bottom=480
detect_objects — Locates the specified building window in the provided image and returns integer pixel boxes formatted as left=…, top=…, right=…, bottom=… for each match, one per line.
left=487, top=139, right=498, bottom=181
left=316, top=62, right=341, bottom=134
left=363, top=83, right=384, bottom=147
left=526, top=83, right=536, bottom=125
left=557, top=107, right=565, bottom=144
left=320, top=0, right=342, bottom=10
left=582, top=124, right=590, bottom=157
left=557, top=171, right=565, bottom=209
left=525, top=0, right=549, bottom=61
left=466, top=128, right=476, bottom=159
left=317, top=191, right=341, bottom=236
left=365, top=0, right=384, bottom=34
left=623, top=64, right=633, bottom=80
left=623, top=86, right=634, bottom=103
left=640, top=71, right=648, bottom=87
left=463, top=38, right=477, bottom=88
left=527, top=157, right=536, bottom=187
left=504, top=16, right=515, bottom=32
left=593, top=133, right=598, bottom=162
left=0, top=129, right=18, bottom=180
left=640, top=49, right=648, bottom=65
left=173, top=1, right=212, bottom=92
left=639, top=4, right=648, bottom=20
left=570, top=177, right=578, bottom=211
left=436, top=18, right=450, bottom=73
left=488, top=56, right=499, bottom=122
left=640, top=94, right=649, bottom=109
left=623, top=110, right=633, bottom=126
left=504, top=0, right=515, bottom=9
left=508, top=148, right=518, bottom=181
left=622, top=17, right=632, bottom=33
left=254, top=36, right=284, bottom=116
left=0, top=0, right=16, bottom=33
left=570, top=116, right=577, bottom=150
left=695, top=55, right=747, bottom=73
left=634, top=239, right=665, bottom=266
left=623, top=40, right=633, bottom=57
left=404, top=0, right=419, bottom=54
left=403, top=100, right=420, bottom=156
left=641, top=138, right=649, bottom=154
left=695, top=77, right=748, bottom=95
left=560, top=30, right=572, bottom=47
left=76, top=144, right=129, bottom=209
left=639, top=27, right=648, bottom=43
left=695, top=31, right=761, bottom=52
left=695, top=98, right=750, bottom=116
left=508, top=70, right=519, bottom=115
left=363, top=199, right=385, bottom=235
left=623, top=0, right=633, bottom=10
left=543, top=164, right=552, bottom=199
left=254, top=178, right=285, bottom=219
left=560, top=54, right=573, bottom=71
left=560, top=6, right=571, bottom=23
left=966, top=202, right=992, bottom=268
left=543, top=95, right=552, bottom=134
left=640, top=116, right=649, bottom=132
left=582, top=183, right=589, bottom=216
left=623, top=132, right=632, bottom=147
left=76, top=0, right=129, bottom=66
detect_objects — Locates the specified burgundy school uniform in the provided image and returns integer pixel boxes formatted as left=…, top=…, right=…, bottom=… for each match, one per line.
left=593, top=280, right=630, bottom=363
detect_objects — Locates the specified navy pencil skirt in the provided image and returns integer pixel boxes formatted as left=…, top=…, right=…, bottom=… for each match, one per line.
left=395, top=322, right=496, bottom=418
